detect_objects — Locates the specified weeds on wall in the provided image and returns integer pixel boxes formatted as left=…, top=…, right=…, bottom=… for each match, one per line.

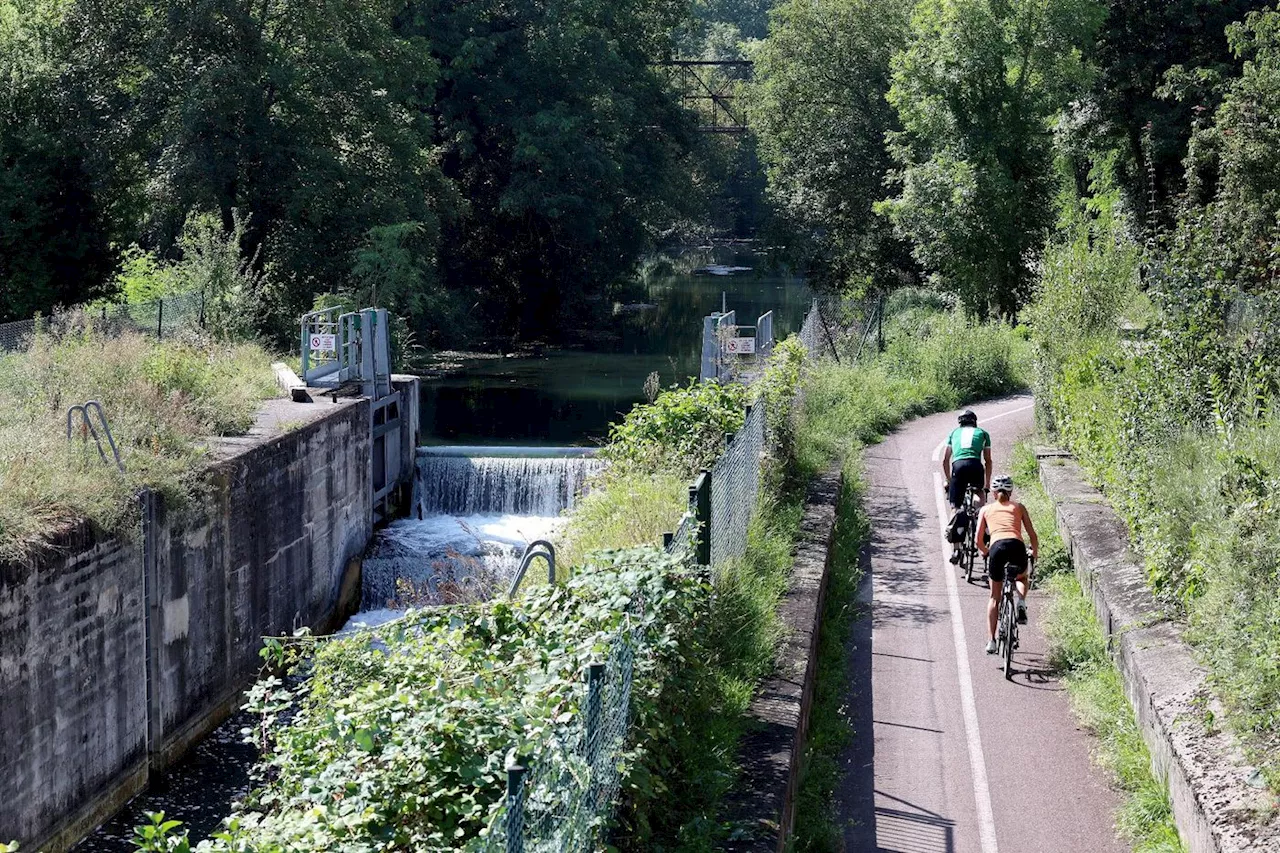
left=0, top=325, right=277, bottom=561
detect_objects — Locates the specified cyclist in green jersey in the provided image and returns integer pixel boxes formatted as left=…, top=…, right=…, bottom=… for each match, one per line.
left=942, top=409, right=992, bottom=564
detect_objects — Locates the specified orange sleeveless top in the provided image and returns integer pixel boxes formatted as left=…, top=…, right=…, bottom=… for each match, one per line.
left=982, top=500, right=1024, bottom=543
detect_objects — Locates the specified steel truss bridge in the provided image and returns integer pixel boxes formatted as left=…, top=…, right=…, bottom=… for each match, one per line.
left=655, top=59, right=753, bottom=133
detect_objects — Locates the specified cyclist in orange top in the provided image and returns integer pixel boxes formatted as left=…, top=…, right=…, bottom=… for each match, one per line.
left=975, top=475, right=1039, bottom=654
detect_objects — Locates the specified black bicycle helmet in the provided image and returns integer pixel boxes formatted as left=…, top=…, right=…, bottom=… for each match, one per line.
left=992, top=474, right=1014, bottom=493
left=958, top=409, right=978, bottom=426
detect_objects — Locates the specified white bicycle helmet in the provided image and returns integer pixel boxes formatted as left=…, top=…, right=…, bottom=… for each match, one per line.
left=992, top=474, right=1014, bottom=493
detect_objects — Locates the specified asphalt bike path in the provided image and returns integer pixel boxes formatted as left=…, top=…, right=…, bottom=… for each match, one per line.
left=833, top=396, right=1128, bottom=853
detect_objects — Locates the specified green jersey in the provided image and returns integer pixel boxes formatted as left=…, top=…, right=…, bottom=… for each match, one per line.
left=948, top=426, right=990, bottom=462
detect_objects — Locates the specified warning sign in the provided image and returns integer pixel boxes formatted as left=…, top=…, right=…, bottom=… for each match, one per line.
left=724, top=337, right=756, bottom=355
left=309, top=333, right=337, bottom=353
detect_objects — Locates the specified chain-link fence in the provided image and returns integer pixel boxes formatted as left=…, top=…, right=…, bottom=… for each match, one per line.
left=488, top=295, right=846, bottom=850
left=0, top=291, right=208, bottom=354
left=799, top=294, right=882, bottom=363
left=479, top=607, right=639, bottom=852
left=710, top=402, right=765, bottom=567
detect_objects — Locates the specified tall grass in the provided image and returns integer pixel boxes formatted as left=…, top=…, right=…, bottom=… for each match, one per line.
left=1014, top=445, right=1185, bottom=853
left=797, top=308, right=1028, bottom=472
left=0, top=325, right=278, bottom=560
left=557, top=472, right=688, bottom=569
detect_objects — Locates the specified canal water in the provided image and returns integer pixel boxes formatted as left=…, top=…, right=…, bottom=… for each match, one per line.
left=419, top=251, right=810, bottom=445
left=75, top=250, right=808, bottom=850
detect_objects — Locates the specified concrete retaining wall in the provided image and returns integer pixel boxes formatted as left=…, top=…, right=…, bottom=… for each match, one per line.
left=0, top=392, right=396, bottom=851
left=725, top=467, right=843, bottom=852
left=1037, top=449, right=1280, bottom=853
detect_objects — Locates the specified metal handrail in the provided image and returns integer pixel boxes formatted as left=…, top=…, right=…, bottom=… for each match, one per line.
left=507, top=540, right=557, bottom=598
left=66, top=401, right=124, bottom=471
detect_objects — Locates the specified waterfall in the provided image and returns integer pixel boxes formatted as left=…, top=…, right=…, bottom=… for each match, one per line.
left=414, top=451, right=605, bottom=517
left=356, top=448, right=603, bottom=612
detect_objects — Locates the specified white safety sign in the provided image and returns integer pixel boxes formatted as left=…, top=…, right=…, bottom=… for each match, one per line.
left=309, top=333, right=337, bottom=353
left=725, top=337, right=756, bottom=355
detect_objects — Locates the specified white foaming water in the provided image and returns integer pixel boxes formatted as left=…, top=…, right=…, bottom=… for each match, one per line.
left=413, top=453, right=604, bottom=516
left=353, top=450, right=597, bottom=618
left=359, top=513, right=564, bottom=611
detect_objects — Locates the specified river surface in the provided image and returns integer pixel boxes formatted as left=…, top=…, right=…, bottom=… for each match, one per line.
left=420, top=254, right=810, bottom=445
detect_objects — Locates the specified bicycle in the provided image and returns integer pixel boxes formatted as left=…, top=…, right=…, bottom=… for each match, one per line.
left=959, top=485, right=986, bottom=584
left=996, top=557, right=1035, bottom=680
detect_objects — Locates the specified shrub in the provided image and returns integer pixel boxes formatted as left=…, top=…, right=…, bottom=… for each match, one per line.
left=601, top=380, right=747, bottom=478
left=171, top=548, right=707, bottom=852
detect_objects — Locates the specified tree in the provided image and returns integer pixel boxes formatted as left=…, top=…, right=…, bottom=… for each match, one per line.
left=406, top=0, right=704, bottom=342
left=878, top=0, right=1104, bottom=318
left=749, top=0, right=914, bottom=292
left=0, top=0, right=124, bottom=321
left=1085, top=0, right=1269, bottom=226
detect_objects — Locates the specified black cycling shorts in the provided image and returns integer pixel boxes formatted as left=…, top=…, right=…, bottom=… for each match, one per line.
left=987, top=538, right=1028, bottom=583
left=949, top=458, right=984, bottom=508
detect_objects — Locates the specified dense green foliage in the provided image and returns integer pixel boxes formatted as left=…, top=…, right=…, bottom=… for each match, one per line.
left=599, top=380, right=748, bottom=477
left=0, top=327, right=277, bottom=560
left=879, top=0, right=1104, bottom=317
left=748, top=0, right=913, bottom=291
left=0, top=0, right=707, bottom=345
left=146, top=548, right=706, bottom=851
left=1024, top=10, right=1280, bottom=795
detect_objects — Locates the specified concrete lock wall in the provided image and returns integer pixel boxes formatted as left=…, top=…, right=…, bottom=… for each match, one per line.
left=0, top=394, right=390, bottom=851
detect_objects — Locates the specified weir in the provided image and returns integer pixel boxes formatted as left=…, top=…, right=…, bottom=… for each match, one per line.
left=359, top=447, right=603, bottom=610
left=414, top=447, right=603, bottom=517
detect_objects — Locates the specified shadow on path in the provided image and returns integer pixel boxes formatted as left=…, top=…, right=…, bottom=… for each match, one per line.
left=837, top=546, right=877, bottom=850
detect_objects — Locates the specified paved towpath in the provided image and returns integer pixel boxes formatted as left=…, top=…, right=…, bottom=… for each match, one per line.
left=833, top=396, right=1129, bottom=853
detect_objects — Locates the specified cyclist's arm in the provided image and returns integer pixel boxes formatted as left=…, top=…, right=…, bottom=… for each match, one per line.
left=982, top=445, right=993, bottom=491
left=1022, top=505, right=1039, bottom=557
left=975, top=510, right=989, bottom=556
left=941, top=444, right=952, bottom=484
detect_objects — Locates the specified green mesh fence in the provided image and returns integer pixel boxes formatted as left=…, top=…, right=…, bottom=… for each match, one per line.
left=0, top=292, right=207, bottom=354
left=478, top=608, right=639, bottom=852
left=476, top=298, right=848, bottom=851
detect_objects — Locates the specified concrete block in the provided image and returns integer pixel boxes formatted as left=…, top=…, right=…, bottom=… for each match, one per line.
left=726, top=468, right=842, bottom=852
left=1039, top=450, right=1280, bottom=853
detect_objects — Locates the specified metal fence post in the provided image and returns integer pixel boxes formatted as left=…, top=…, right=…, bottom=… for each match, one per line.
left=877, top=293, right=885, bottom=351
left=156, top=299, right=163, bottom=339
left=693, top=471, right=711, bottom=566
left=506, top=761, right=527, bottom=853
left=585, top=662, right=605, bottom=808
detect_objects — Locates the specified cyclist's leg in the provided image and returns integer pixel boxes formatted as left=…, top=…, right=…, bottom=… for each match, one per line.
left=985, top=556, right=1006, bottom=651
left=987, top=578, right=1000, bottom=640
left=1006, top=540, right=1030, bottom=621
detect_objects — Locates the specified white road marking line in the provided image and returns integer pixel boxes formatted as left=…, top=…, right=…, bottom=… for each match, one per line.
left=931, top=401, right=1036, bottom=461
left=934, top=471, right=1000, bottom=853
